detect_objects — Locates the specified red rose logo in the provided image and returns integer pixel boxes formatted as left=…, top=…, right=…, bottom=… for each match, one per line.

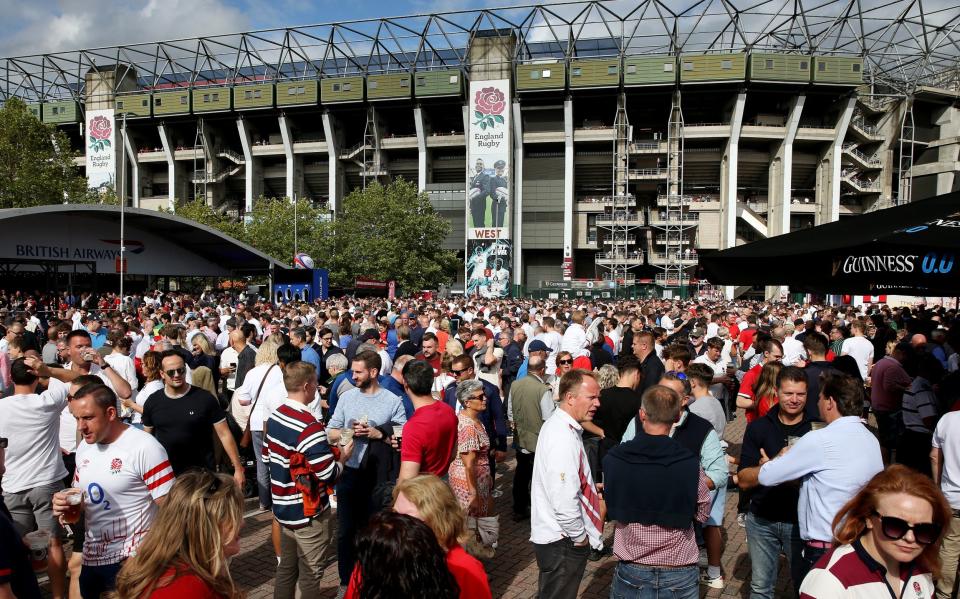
left=88, top=115, right=113, bottom=152
left=475, top=87, right=505, bottom=116
left=110, top=457, right=122, bottom=473
left=473, top=87, right=506, bottom=130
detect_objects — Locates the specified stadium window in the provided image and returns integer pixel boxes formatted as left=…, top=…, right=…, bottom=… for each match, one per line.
left=202, top=94, right=209, bottom=103
left=287, top=87, right=296, bottom=95
left=766, top=59, right=774, bottom=69
left=607, top=65, right=618, bottom=75
left=254, top=89, right=261, bottom=98
left=626, top=65, right=636, bottom=74
left=400, top=78, right=409, bottom=87
left=155, top=98, right=161, bottom=106
left=369, top=80, right=378, bottom=89
left=245, top=90, right=253, bottom=99
left=417, top=76, right=426, bottom=86
left=572, top=68, right=582, bottom=76
left=852, top=63, right=861, bottom=72
left=51, top=107, right=59, bottom=115
left=333, top=83, right=341, bottom=91
left=343, top=83, right=351, bottom=91
left=542, top=69, right=551, bottom=78
left=818, top=62, right=826, bottom=71
left=799, top=61, right=808, bottom=70
left=180, top=96, right=187, bottom=105
left=297, top=86, right=305, bottom=94
left=212, top=93, right=219, bottom=102
left=449, top=75, right=458, bottom=84
left=683, top=62, right=693, bottom=71
left=663, top=62, right=673, bottom=72
left=530, top=70, right=540, bottom=80
left=721, top=60, right=732, bottom=70
left=117, top=101, right=124, bottom=109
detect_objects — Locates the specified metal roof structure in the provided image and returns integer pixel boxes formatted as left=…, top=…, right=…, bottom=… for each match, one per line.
left=1, top=0, right=958, bottom=103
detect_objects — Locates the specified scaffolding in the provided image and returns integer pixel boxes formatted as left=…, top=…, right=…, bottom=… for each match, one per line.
left=651, top=91, right=696, bottom=290
left=192, top=119, right=209, bottom=204
left=361, top=107, right=385, bottom=189
left=596, top=93, right=640, bottom=287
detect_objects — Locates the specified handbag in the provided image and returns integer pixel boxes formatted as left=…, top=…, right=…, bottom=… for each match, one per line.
left=239, top=364, right=276, bottom=448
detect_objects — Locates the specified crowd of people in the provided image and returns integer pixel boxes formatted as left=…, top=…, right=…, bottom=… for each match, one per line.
left=0, top=288, right=959, bottom=598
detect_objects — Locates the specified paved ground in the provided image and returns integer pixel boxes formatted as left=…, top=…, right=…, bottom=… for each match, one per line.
left=43, top=409, right=794, bottom=598
left=227, top=409, right=794, bottom=599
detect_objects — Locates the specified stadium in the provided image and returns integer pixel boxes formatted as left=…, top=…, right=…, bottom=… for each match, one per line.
left=2, top=0, right=958, bottom=299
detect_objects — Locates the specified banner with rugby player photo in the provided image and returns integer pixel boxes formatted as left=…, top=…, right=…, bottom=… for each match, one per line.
left=466, top=79, right=512, bottom=297
left=466, top=239, right=512, bottom=298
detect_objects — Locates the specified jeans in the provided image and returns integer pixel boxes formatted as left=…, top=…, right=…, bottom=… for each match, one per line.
left=336, top=467, right=376, bottom=585
left=610, top=563, right=698, bottom=599
left=252, top=430, right=271, bottom=509
left=274, top=509, right=335, bottom=599
left=79, top=561, right=124, bottom=599
left=512, top=451, right=534, bottom=516
left=533, top=538, right=590, bottom=599
left=745, top=512, right=804, bottom=599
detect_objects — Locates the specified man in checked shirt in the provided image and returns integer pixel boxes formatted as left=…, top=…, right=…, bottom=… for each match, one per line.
left=602, top=385, right=711, bottom=599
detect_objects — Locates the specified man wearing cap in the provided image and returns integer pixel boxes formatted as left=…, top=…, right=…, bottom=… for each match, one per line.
left=688, top=327, right=708, bottom=359
left=518, top=339, right=552, bottom=380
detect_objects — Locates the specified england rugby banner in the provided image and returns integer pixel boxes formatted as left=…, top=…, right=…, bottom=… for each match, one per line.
left=466, top=79, right=512, bottom=297
left=85, top=109, right=117, bottom=191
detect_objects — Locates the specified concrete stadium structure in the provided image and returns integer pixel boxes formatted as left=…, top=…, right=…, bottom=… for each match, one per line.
left=3, top=0, right=959, bottom=297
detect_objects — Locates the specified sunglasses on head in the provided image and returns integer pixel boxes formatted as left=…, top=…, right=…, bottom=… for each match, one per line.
left=203, top=471, right=223, bottom=499
left=164, top=367, right=186, bottom=377
left=873, top=511, right=941, bottom=545
left=558, top=359, right=573, bottom=365
left=666, top=370, right=688, bottom=380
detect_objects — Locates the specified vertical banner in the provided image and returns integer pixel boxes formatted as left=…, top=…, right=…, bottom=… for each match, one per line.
left=467, top=80, right=512, bottom=297
left=466, top=239, right=512, bottom=297
left=85, top=109, right=116, bottom=191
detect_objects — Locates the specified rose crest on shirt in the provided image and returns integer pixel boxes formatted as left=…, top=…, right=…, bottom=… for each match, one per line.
left=110, top=457, right=123, bottom=474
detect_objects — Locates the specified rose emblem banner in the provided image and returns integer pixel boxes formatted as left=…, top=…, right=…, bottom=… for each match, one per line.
left=466, top=79, right=512, bottom=298
left=85, top=109, right=116, bottom=190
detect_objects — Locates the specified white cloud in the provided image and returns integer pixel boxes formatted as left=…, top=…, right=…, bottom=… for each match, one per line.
left=0, top=0, right=251, bottom=57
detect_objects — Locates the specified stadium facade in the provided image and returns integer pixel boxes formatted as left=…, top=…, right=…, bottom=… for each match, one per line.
left=2, top=0, right=959, bottom=298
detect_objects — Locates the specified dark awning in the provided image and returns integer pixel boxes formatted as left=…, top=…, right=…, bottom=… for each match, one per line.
left=700, top=192, right=960, bottom=295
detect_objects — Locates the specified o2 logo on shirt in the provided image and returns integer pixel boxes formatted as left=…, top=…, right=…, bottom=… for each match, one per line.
left=87, top=482, right=111, bottom=511
left=110, top=458, right=123, bottom=474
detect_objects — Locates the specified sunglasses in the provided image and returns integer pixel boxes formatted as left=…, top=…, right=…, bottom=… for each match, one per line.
left=164, top=367, right=186, bottom=377
left=666, top=370, right=688, bottom=380
left=204, top=472, right=223, bottom=499
left=873, top=511, right=941, bottom=545
left=450, top=368, right=469, bottom=376
left=321, top=336, right=333, bottom=341
left=468, top=393, right=486, bottom=402
left=558, top=359, right=573, bottom=365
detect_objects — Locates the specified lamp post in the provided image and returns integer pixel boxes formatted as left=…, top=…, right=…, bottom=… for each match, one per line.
left=120, top=112, right=127, bottom=308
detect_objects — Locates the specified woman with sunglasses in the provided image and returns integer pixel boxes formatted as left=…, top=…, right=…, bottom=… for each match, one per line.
left=799, top=465, right=950, bottom=598
left=552, top=351, right=574, bottom=401
left=448, top=380, right=493, bottom=520
left=113, top=470, right=244, bottom=598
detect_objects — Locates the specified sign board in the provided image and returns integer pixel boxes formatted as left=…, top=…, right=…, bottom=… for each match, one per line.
left=466, top=79, right=512, bottom=297
left=85, top=109, right=117, bottom=191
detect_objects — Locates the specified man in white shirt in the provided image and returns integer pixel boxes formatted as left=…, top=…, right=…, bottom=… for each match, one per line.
left=52, top=383, right=174, bottom=599
left=780, top=322, right=806, bottom=367
left=530, top=369, right=603, bottom=599
left=61, top=330, right=134, bottom=410
left=0, top=358, right=71, bottom=599
left=535, top=317, right=563, bottom=373
left=840, top=320, right=874, bottom=379
left=932, top=410, right=960, bottom=598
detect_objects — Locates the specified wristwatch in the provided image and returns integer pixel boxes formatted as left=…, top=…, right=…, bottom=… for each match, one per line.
left=101, top=362, right=111, bottom=369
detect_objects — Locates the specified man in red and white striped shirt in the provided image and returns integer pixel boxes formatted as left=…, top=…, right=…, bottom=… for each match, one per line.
left=265, top=361, right=353, bottom=599
left=52, top=383, right=174, bottom=599
left=602, top=385, right=711, bottom=599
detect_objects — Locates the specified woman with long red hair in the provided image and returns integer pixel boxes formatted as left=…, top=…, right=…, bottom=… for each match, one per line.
left=799, top=465, right=950, bottom=598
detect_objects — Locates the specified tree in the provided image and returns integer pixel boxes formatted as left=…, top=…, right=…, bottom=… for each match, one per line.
left=325, top=179, right=459, bottom=290
left=0, top=98, right=101, bottom=208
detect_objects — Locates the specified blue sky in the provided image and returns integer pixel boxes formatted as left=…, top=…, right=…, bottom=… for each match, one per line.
left=0, top=0, right=504, bottom=57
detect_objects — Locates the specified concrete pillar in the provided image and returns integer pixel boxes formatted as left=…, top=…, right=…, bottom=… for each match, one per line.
left=816, top=96, right=856, bottom=224
left=236, top=118, right=260, bottom=214
left=121, top=128, right=139, bottom=208
left=768, top=96, right=805, bottom=237
left=157, top=123, right=177, bottom=212
left=563, top=98, right=574, bottom=280
left=719, top=93, right=747, bottom=250
left=512, top=101, right=524, bottom=292
left=278, top=115, right=302, bottom=200
left=935, top=105, right=960, bottom=195
left=321, top=112, right=342, bottom=213
left=198, top=121, right=220, bottom=206
left=413, top=107, right=429, bottom=191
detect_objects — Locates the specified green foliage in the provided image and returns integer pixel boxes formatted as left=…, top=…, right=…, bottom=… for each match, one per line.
left=0, top=98, right=95, bottom=208
left=172, top=180, right=457, bottom=291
